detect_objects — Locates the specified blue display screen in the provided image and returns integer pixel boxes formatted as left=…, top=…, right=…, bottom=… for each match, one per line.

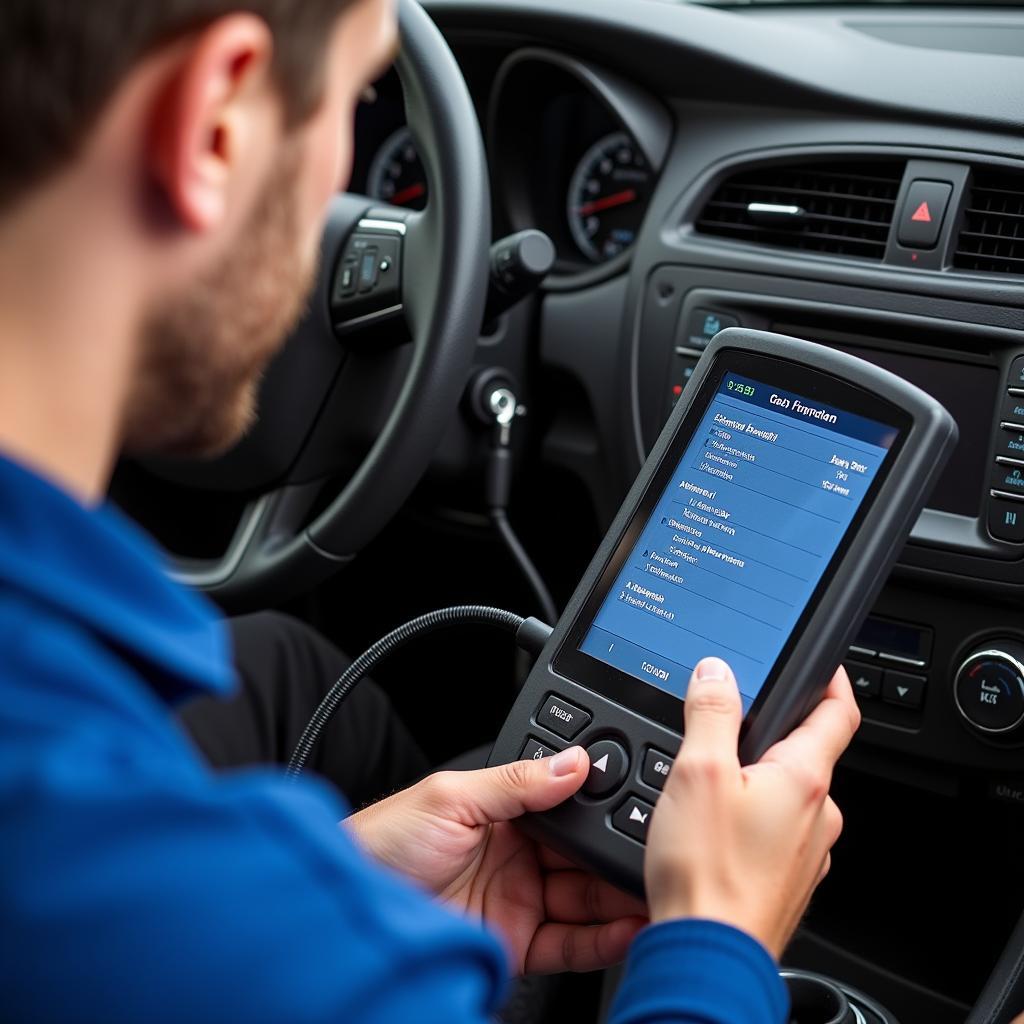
left=579, top=373, right=898, bottom=710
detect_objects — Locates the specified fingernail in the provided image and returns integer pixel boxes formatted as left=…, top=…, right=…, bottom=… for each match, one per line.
left=549, top=746, right=582, bottom=777
left=696, top=657, right=731, bottom=681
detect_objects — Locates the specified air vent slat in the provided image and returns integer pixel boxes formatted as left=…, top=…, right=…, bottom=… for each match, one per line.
left=695, top=160, right=905, bottom=262
left=702, top=201, right=889, bottom=230
left=954, top=167, right=1024, bottom=276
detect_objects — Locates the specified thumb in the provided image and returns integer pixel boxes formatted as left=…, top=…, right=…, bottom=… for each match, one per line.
left=680, top=657, right=743, bottom=766
left=455, top=746, right=589, bottom=825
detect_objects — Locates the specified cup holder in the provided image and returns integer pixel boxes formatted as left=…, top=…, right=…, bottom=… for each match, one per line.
left=782, top=971, right=856, bottom=1024
left=782, top=969, right=898, bottom=1024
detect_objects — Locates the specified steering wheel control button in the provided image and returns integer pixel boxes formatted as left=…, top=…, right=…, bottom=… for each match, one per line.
left=582, top=740, right=629, bottom=798
left=896, top=179, right=952, bottom=249
left=612, top=796, right=655, bottom=844
left=988, top=498, right=1024, bottom=543
left=882, top=671, right=926, bottom=710
left=641, top=749, right=674, bottom=791
left=846, top=662, right=882, bottom=700
left=520, top=737, right=558, bottom=762
left=331, top=227, right=405, bottom=334
left=955, top=646, right=1024, bottom=735
left=679, top=308, right=740, bottom=352
left=536, top=694, right=591, bottom=740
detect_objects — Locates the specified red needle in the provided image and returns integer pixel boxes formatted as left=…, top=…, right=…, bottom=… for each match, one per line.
left=389, top=182, right=427, bottom=206
left=577, top=188, right=638, bottom=217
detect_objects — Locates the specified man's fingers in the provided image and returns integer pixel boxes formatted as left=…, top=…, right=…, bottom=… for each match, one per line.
left=524, top=918, right=647, bottom=975
left=758, top=670, right=859, bottom=779
left=537, top=846, right=579, bottom=872
left=677, top=657, right=742, bottom=768
left=435, top=746, right=589, bottom=826
left=543, top=870, right=648, bottom=924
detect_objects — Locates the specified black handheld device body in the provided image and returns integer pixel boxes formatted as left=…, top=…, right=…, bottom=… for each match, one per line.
left=487, top=328, right=957, bottom=896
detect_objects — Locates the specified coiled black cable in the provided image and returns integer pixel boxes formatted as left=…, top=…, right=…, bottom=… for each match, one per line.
left=286, top=605, right=545, bottom=779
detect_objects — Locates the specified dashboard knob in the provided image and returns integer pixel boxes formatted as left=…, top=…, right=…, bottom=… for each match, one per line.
left=954, top=643, right=1024, bottom=735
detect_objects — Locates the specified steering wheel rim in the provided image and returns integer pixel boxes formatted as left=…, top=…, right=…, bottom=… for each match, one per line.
left=168, top=0, right=490, bottom=609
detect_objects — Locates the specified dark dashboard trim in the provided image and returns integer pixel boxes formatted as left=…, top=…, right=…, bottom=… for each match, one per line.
left=426, top=0, right=1024, bottom=136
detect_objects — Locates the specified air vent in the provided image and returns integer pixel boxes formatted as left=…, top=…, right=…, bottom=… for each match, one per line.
left=954, top=167, right=1024, bottom=276
left=696, top=161, right=905, bottom=261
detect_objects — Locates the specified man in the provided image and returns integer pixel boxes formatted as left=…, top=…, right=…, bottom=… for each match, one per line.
left=0, top=1, right=859, bottom=1022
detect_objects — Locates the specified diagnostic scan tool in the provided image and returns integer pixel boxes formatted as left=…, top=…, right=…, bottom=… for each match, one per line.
left=489, top=329, right=957, bottom=895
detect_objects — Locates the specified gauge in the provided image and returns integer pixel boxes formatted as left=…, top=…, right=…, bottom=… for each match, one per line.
left=567, top=132, right=653, bottom=263
left=366, top=127, right=428, bottom=209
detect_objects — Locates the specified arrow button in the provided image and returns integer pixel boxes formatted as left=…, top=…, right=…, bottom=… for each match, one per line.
left=582, top=739, right=629, bottom=798
left=882, top=670, right=926, bottom=710
left=844, top=661, right=881, bottom=700
left=612, top=796, right=656, bottom=843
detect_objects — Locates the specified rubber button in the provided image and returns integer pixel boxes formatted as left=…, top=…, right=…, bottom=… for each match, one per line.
left=612, top=795, right=655, bottom=843
left=520, top=737, right=557, bottom=762
left=582, top=739, right=628, bottom=798
left=641, top=748, right=674, bottom=791
left=536, top=694, right=591, bottom=740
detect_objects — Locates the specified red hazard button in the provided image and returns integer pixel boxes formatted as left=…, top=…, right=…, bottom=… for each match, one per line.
left=897, top=179, right=953, bottom=250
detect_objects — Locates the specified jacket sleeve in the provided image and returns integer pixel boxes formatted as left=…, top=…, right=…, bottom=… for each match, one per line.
left=608, top=920, right=789, bottom=1024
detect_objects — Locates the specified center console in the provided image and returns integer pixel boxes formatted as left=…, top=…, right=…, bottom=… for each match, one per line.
left=633, top=266, right=1024, bottom=1020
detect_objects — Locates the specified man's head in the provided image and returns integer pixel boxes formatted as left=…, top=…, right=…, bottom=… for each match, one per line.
left=0, top=0, right=398, bottom=461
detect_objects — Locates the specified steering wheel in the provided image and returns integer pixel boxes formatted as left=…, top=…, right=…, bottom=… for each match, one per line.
left=156, top=0, right=490, bottom=609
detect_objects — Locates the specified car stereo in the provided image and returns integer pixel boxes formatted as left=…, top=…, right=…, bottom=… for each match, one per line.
left=489, top=328, right=957, bottom=895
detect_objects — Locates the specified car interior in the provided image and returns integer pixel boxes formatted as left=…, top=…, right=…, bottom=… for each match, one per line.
left=110, top=1, right=1024, bottom=1021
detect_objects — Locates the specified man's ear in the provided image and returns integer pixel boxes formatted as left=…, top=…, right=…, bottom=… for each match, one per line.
left=149, top=15, right=277, bottom=233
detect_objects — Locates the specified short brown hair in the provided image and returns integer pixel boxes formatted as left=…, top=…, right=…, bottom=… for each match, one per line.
left=0, top=1, right=354, bottom=210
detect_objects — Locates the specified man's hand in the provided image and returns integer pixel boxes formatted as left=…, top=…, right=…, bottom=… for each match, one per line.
left=645, top=657, right=860, bottom=960
left=345, top=748, right=648, bottom=975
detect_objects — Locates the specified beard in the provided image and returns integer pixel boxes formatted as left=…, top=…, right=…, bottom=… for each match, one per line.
left=122, top=145, right=317, bottom=459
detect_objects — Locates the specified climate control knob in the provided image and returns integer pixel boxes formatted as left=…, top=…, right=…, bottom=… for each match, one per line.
left=954, top=643, right=1024, bottom=735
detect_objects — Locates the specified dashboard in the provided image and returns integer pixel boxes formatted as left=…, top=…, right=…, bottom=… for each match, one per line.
left=381, top=4, right=1024, bottom=1020
left=352, top=50, right=668, bottom=274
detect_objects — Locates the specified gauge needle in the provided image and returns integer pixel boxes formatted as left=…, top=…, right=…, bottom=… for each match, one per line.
left=390, top=182, right=427, bottom=206
left=577, top=188, right=638, bottom=217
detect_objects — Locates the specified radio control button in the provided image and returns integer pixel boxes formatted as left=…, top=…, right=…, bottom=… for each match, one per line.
left=989, top=498, right=1024, bottom=543
left=991, top=462, right=1024, bottom=500
left=1009, top=355, right=1024, bottom=390
left=536, top=694, right=591, bottom=740
left=955, top=646, right=1024, bottom=735
left=997, top=425, right=1024, bottom=462
left=1002, top=395, right=1024, bottom=427
left=845, top=662, right=882, bottom=700
left=612, top=796, right=656, bottom=843
left=882, top=671, right=926, bottom=710
left=582, top=739, right=628, bottom=797
left=641, top=748, right=675, bottom=791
